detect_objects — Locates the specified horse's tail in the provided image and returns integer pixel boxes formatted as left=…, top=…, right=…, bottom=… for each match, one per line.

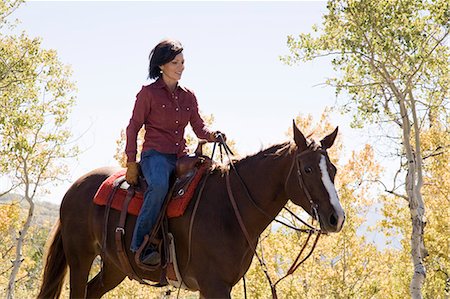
left=37, top=219, right=67, bottom=299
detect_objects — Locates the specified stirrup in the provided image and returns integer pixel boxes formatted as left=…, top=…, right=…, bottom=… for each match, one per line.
left=141, top=250, right=161, bottom=266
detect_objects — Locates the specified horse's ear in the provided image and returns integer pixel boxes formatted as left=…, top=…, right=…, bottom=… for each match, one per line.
left=320, top=127, right=339, bottom=149
left=293, top=120, right=308, bottom=151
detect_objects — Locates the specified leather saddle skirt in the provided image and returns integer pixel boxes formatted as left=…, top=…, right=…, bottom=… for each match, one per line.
left=93, top=155, right=212, bottom=218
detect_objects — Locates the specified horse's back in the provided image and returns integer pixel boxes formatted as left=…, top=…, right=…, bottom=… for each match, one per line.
left=61, top=167, right=119, bottom=210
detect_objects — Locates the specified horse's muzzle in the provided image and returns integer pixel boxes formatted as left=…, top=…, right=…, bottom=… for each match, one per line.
left=319, top=210, right=345, bottom=233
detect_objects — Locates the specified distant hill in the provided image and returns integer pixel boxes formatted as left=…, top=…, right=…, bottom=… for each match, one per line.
left=34, top=200, right=60, bottom=226
left=0, top=193, right=21, bottom=202
left=0, top=194, right=59, bottom=227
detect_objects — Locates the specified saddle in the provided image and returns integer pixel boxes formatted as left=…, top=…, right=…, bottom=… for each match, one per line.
left=169, top=152, right=211, bottom=217
left=99, top=141, right=212, bottom=286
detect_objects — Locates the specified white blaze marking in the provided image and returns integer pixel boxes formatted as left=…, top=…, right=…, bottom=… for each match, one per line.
left=319, top=155, right=345, bottom=229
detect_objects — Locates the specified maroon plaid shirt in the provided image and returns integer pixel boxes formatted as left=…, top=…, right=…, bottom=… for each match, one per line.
left=125, top=78, right=213, bottom=162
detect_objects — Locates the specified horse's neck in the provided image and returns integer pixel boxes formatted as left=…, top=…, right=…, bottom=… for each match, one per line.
left=232, top=151, right=292, bottom=236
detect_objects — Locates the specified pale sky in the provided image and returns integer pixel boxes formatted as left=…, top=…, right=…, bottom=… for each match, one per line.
left=9, top=1, right=365, bottom=204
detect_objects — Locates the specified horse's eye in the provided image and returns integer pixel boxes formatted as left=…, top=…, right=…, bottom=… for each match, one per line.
left=304, top=167, right=313, bottom=174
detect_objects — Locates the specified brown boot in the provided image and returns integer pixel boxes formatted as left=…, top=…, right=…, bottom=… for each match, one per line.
left=141, top=248, right=160, bottom=266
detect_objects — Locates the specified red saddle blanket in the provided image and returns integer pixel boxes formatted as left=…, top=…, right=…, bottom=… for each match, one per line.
left=93, top=165, right=208, bottom=218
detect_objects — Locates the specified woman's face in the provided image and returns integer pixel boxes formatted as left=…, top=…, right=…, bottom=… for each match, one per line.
left=160, top=53, right=185, bottom=83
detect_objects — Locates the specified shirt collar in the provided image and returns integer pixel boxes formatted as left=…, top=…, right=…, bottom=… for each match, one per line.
left=153, top=77, right=187, bottom=93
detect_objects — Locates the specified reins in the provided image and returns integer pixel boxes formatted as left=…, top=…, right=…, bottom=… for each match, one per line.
left=216, top=136, right=322, bottom=299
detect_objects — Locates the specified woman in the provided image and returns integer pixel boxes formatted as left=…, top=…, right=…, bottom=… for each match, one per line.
left=125, top=39, right=224, bottom=265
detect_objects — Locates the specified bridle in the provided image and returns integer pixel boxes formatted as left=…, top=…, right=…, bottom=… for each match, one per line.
left=283, top=147, right=330, bottom=230
left=217, top=137, right=325, bottom=299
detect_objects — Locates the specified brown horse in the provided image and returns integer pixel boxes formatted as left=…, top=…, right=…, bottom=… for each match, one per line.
left=38, top=122, right=345, bottom=299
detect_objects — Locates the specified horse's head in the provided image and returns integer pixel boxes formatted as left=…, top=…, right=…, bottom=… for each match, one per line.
left=285, top=121, right=345, bottom=233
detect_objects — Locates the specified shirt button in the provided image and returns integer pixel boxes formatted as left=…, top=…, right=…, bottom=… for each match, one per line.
left=186, top=107, right=190, bottom=111
left=175, top=120, right=179, bottom=124
left=175, top=107, right=179, bottom=111
left=175, top=142, right=179, bottom=146
left=175, top=130, right=178, bottom=134
left=175, top=96, right=178, bottom=100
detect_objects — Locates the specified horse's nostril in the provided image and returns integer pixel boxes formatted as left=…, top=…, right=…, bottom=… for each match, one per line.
left=330, top=213, right=338, bottom=227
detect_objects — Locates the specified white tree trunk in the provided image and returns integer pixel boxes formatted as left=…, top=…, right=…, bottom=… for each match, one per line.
left=399, top=96, right=426, bottom=299
left=406, top=169, right=426, bottom=299
left=6, top=195, right=35, bottom=299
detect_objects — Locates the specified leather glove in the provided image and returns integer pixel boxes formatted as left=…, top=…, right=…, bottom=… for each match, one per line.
left=211, top=131, right=227, bottom=143
left=125, top=162, right=139, bottom=185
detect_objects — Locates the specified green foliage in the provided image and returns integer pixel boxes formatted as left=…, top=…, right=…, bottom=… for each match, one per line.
left=0, top=1, right=78, bottom=297
left=283, top=1, right=450, bottom=297
left=0, top=32, right=78, bottom=193
left=0, top=0, right=22, bottom=31
left=379, top=124, right=450, bottom=298
left=282, top=0, right=450, bottom=129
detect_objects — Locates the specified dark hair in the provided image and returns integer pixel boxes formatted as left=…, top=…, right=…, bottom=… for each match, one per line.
left=148, top=39, right=183, bottom=79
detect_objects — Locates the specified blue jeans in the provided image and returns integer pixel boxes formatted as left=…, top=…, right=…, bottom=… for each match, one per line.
left=130, top=149, right=177, bottom=252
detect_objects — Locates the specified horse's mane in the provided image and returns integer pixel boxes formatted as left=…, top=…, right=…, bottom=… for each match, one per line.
left=211, top=138, right=321, bottom=174
left=211, top=141, right=296, bottom=174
